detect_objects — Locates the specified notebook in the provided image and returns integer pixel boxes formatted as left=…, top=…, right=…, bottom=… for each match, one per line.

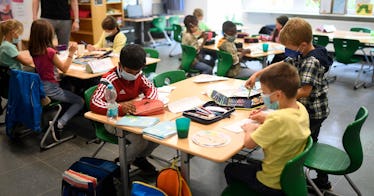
left=142, top=121, right=177, bottom=140
left=115, top=115, right=160, bottom=128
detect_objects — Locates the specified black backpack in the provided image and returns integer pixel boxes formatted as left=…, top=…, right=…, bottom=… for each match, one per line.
left=62, top=157, right=120, bottom=196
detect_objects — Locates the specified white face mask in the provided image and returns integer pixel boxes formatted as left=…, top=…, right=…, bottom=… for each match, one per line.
left=120, top=69, right=142, bottom=81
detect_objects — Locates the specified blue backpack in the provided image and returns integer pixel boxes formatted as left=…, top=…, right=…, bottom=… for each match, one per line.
left=62, top=157, right=120, bottom=196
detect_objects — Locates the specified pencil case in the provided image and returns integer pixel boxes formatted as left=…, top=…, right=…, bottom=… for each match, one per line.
left=182, top=101, right=235, bottom=125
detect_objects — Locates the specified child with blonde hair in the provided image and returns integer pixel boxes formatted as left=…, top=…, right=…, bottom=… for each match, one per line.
left=29, top=19, right=84, bottom=132
left=0, top=19, right=33, bottom=70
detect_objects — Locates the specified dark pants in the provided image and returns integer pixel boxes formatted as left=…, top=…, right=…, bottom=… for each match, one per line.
left=310, top=118, right=329, bottom=183
left=224, top=160, right=284, bottom=196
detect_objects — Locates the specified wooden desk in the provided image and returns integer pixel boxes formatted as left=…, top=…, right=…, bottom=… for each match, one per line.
left=84, top=76, right=251, bottom=195
left=313, top=30, right=374, bottom=45
left=124, top=15, right=183, bottom=45
left=204, top=38, right=284, bottom=66
left=65, top=57, right=160, bottom=79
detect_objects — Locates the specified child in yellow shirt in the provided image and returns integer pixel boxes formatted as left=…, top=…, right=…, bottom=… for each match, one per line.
left=87, top=16, right=126, bottom=53
left=224, top=62, right=311, bottom=195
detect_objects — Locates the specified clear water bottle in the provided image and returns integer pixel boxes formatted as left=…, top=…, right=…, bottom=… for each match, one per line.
left=105, top=84, right=118, bottom=122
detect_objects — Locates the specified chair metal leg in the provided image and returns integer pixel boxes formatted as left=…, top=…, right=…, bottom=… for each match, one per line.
left=344, top=174, right=362, bottom=196
left=162, top=31, right=172, bottom=45
left=40, top=103, right=75, bottom=150
left=147, top=31, right=156, bottom=47
left=354, top=62, right=365, bottom=90
left=364, top=50, right=374, bottom=88
left=305, top=168, right=324, bottom=196
left=91, top=141, right=106, bottom=157
left=169, top=43, right=181, bottom=57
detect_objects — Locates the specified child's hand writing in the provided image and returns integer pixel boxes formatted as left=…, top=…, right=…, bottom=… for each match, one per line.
left=68, top=43, right=78, bottom=53
left=241, top=122, right=259, bottom=133
left=121, top=102, right=136, bottom=114
left=245, top=73, right=258, bottom=89
left=249, top=109, right=267, bottom=124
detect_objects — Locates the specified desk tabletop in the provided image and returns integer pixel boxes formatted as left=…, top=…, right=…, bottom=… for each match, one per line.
left=203, top=38, right=284, bottom=58
left=65, top=57, right=160, bottom=79
left=144, top=76, right=248, bottom=162
left=313, top=30, right=374, bottom=45
left=84, top=76, right=250, bottom=163
left=84, top=110, right=179, bottom=135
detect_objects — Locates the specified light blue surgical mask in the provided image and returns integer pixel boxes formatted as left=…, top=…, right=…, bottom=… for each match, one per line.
left=120, top=69, right=142, bottom=81
left=284, top=47, right=302, bottom=58
left=12, top=37, right=21, bottom=44
left=224, top=33, right=236, bottom=42
left=261, top=92, right=279, bottom=110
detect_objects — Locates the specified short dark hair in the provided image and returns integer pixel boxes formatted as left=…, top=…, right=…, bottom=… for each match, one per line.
left=119, top=44, right=146, bottom=70
left=259, top=62, right=300, bottom=98
left=183, top=15, right=198, bottom=31
left=101, top=16, right=118, bottom=30
left=222, top=21, right=236, bottom=34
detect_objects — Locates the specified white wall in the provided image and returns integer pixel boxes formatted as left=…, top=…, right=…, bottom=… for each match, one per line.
left=241, top=12, right=374, bottom=36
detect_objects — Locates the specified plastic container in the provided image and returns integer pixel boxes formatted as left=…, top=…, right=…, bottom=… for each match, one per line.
left=105, top=84, right=118, bottom=122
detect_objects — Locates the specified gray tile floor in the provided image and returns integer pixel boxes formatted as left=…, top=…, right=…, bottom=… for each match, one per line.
left=0, top=44, right=374, bottom=196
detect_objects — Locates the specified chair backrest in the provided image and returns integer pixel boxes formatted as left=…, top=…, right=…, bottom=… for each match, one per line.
left=342, top=106, right=368, bottom=174
left=84, top=85, right=98, bottom=110
left=350, top=27, right=371, bottom=33
left=0, top=66, right=10, bottom=99
left=153, top=70, right=186, bottom=87
left=152, top=16, right=167, bottom=31
left=172, top=24, right=183, bottom=43
left=280, top=137, right=313, bottom=196
left=216, top=50, right=233, bottom=77
left=180, top=44, right=197, bottom=72
left=312, top=35, right=329, bottom=47
left=143, top=48, right=159, bottom=74
left=332, top=38, right=360, bottom=64
left=167, top=16, right=180, bottom=27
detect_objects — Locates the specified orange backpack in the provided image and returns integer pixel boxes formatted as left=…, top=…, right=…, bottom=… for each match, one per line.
left=156, top=161, right=192, bottom=196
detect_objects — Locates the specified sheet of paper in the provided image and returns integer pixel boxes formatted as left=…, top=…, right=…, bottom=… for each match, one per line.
left=193, top=74, right=229, bottom=83
left=69, top=64, right=86, bottom=71
left=223, top=118, right=259, bottom=133
left=86, top=57, right=114, bottom=73
left=168, top=96, right=205, bottom=113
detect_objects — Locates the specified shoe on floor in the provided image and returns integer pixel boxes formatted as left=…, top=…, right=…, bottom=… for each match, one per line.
left=132, top=157, right=158, bottom=177
left=307, top=178, right=332, bottom=191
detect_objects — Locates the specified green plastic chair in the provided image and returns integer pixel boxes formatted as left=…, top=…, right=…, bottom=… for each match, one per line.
left=169, top=24, right=183, bottom=57
left=304, top=107, right=368, bottom=196
left=216, top=50, right=233, bottom=77
left=165, top=16, right=180, bottom=32
left=84, top=85, right=118, bottom=157
left=350, top=27, right=371, bottom=33
left=147, top=16, right=172, bottom=47
left=153, top=70, right=186, bottom=87
left=312, top=35, right=330, bottom=47
left=333, top=38, right=365, bottom=89
left=180, top=44, right=200, bottom=75
left=222, top=137, right=313, bottom=196
left=143, top=48, right=159, bottom=77
left=350, top=27, right=372, bottom=75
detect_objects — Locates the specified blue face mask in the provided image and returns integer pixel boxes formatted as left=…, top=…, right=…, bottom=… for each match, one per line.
left=12, top=37, right=21, bottom=44
left=225, top=34, right=236, bottom=42
left=261, top=92, right=279, bottom=110
left=120, top=69, right=142, bottom=81
left=284, top=48, right=302, bottom=58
